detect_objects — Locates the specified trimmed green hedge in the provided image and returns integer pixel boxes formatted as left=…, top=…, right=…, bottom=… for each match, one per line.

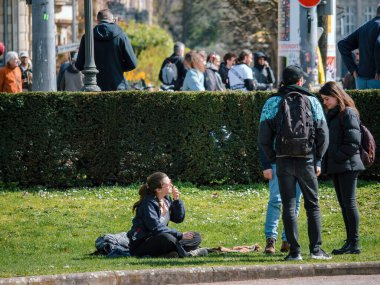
left=0, top=90, right=379, bottom=187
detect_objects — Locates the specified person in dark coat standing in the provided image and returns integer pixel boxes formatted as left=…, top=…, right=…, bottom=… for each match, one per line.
left=319, top=81, right=365, bottom=255
left=337, top=4, right=380, bottom=89
left=252, top=52, right=275, bottom=90
left=258, top=65, right=330, bottom=261
left=159, top=42, right=186, bottom=91
left=76, top=9, right=137, bottom=91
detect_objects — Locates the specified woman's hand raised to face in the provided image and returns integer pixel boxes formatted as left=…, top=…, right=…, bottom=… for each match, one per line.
left=182, top=231, right=194, bottom=240
left=171, top=186, right=180, bottom=200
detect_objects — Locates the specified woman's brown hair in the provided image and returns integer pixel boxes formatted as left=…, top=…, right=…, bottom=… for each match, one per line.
left=319, top=81, right=360, bottom=116
left=132, top=172, right=168, bottom=212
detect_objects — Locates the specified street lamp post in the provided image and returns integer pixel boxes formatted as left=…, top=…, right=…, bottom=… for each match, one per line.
left=32, top=0, right=56, bottom=91
left=82, top=0, right=100, bottom=92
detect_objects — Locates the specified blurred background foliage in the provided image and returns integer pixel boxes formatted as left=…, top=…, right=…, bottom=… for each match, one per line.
left=120, top=21, right=174, bottom=87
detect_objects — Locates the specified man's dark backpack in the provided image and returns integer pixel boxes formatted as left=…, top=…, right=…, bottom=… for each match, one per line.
left=275, top=92, right=315, bottom=157
left=161, top=59, right=178, bottom=85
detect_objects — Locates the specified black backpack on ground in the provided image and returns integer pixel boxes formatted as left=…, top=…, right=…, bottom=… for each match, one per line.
left=275, top=92, right=315, bottom=157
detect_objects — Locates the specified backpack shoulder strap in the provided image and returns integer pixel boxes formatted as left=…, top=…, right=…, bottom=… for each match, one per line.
left=230, top=67, right=245, bottom=82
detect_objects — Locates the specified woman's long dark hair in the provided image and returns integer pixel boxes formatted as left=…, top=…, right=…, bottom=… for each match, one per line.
left=319, top=81, right=360, bottom=116
left=132, top=172, right=168, bottom=212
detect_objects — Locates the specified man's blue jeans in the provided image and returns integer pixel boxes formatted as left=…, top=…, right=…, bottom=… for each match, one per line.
left=356, top=77, right=380, bottom=89
left=265, top=164, right=302, bottom=241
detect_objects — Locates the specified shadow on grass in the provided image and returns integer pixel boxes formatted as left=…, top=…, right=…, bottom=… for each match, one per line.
left=75, top=252, right=288, bottom=267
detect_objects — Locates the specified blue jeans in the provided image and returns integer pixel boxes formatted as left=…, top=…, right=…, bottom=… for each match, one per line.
left=356, top=77, right=380, bottom=89
left=265, top=164, right=302, bottom=241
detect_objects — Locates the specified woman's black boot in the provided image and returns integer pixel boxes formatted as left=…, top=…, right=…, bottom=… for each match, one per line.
left=332, top=240, right=350, bottom=255
left=332, top=240, right=361, bottom=255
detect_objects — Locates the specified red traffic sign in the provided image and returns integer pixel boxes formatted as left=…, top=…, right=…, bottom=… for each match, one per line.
left=298, top=0, right=321, bottom=8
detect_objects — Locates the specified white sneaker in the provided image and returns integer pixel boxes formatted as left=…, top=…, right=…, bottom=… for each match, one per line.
left=284, top=253, right=303, bottom=261
left=310, top=248, right=332, bottom=260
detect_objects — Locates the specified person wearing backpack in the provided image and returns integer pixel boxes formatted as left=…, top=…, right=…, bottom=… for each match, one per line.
left=228, top=49, right=258, bottom=91
left=159, top=42, right=186, bottom=91
left=319, top=81, right=365, bottom=255
left=127, top=172, right=207, bottom=258
left=258, top=65, right=330, bottom=261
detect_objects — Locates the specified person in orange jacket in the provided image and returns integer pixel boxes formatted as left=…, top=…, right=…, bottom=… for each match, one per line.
left=0, top=51, right=22, bottom=93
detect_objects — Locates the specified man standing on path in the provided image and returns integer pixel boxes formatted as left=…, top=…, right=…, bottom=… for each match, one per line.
left=338, top=4, right=380, bottom=89
left=258, top=65, right=330, bottom=261
left=76, top=9, right=137, bottom=91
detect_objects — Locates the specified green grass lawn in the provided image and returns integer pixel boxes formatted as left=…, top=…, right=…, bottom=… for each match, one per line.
left=0, top=181, right=379, bottom=278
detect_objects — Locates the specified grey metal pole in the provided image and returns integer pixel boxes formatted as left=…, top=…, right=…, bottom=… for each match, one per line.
left=72, top=0, right=77, bottom=42
left=32, top=0, right=57, bottom=91
left=300, top=6, right=319, bottom=88
left=82, top=0, right=100, bottom=92
left=11, top=0, right=14, bottom=51
left=16, top=0, right=19, bottom=53
left=3, top=0, right=8, bottom=55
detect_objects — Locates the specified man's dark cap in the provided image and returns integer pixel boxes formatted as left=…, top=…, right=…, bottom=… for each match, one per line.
left=282, top=65, right=303, bottom=85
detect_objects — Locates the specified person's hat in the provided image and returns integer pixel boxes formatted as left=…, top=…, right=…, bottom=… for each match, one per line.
left=282, top=65, right=303, bottom=85
left=19, top=51, right=29, bottom=58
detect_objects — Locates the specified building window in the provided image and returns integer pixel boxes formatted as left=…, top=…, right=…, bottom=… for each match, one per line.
left=343, top=6, right=356, bottom=35
left=363, top=7, right=375, bottom=23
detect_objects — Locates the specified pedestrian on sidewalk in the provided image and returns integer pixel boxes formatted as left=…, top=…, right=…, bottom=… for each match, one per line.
left=258, top=65, right=331, bottom=261
left=319, top=81, right=364, bottom=255
left=127, top=172, right=208, bottom=258
left=0, top=51, right=22, bottom=93
left=338, top=4, right=380, bottom=89
left=76, top=9, right=137, bottom=91
left=19, top=51, right=33, bottom=92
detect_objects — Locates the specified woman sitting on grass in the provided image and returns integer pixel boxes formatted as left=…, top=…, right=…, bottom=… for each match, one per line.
left=127, top=172, right=208, bottom=258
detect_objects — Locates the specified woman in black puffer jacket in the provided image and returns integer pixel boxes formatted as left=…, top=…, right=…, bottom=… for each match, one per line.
left=319, top=82, right=365, bottom=255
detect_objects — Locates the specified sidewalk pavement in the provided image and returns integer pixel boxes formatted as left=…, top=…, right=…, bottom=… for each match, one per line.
left=0, top=262, right=379, bottom=285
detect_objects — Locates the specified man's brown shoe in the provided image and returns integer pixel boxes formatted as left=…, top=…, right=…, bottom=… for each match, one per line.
left=264, top=238, right=276, bottom=254
left=280, top=241, right=290, bottom=252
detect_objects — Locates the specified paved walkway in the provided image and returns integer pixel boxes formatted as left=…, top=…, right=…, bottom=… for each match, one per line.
left=0, top=262, right=379, bottom=285
left=178, top=274, right=380, bottom=285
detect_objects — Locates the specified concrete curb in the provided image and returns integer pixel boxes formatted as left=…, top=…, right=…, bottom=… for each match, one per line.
left=0, top=262, right=379, bottom=285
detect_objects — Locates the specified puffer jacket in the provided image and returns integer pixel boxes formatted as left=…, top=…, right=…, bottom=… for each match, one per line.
left=322, top=106, right=365, bottom=174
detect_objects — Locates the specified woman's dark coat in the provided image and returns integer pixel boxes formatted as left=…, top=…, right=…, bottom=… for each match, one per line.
left=127, top=194, right=185, bottom=247
left=323, top=106, right=365, bottom=174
